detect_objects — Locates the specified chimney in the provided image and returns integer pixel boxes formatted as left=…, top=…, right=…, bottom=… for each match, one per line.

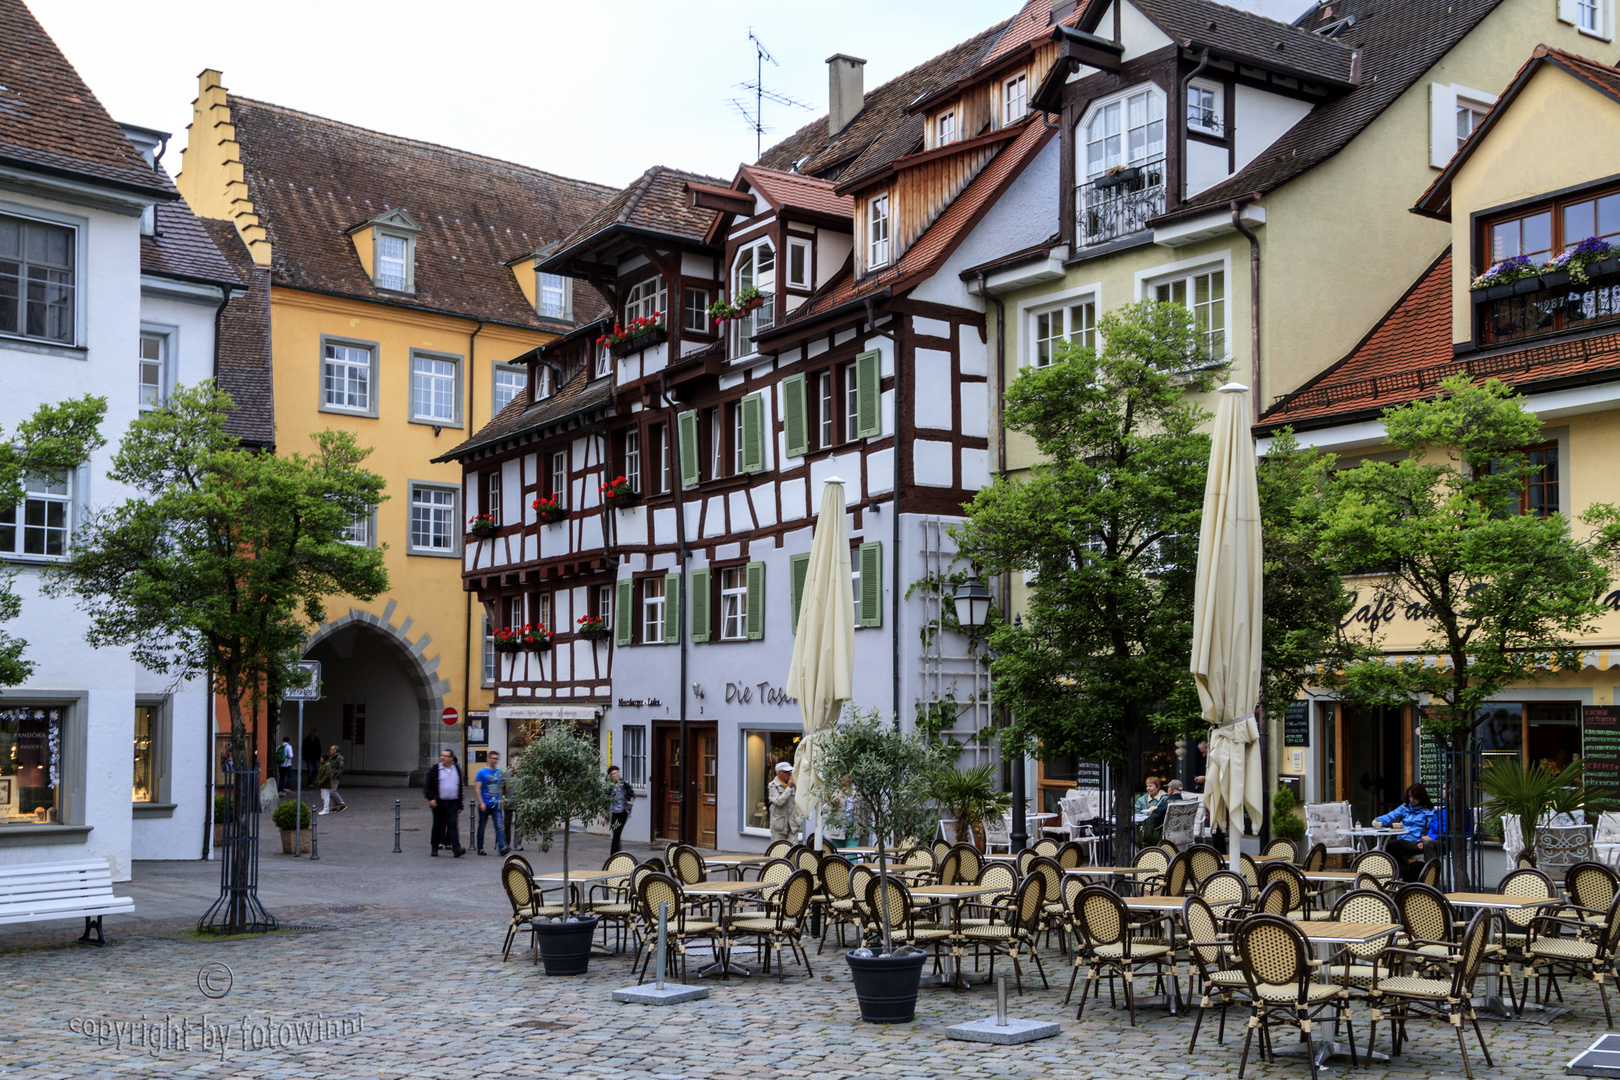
left=826, top=54, right=867, bottom=137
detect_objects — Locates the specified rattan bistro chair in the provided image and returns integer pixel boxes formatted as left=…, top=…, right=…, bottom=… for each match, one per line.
left=1566, top=860, right=1620, bottom=927
left=501, top=861, right=565, bottom=961
left=1353, top=849, right=1401, bottom=886
left=816, top=854, right=858, bottom=952
left=584, top=852, right=639, bottom=953
left=864, top=875, right=952, bottom=962
left=668, top=843, right=708, bottom=886
left=1261, top=836, right=1299, bottom=861
left=1303, top=842, right=1328, bottom=873
left=633, top=872, right=720, bottom=985
left=1325, top=888, right=1400, bottom=994
left=1233, top=914, right=1357, bottom=1080
left=1522, top=892, right=1620, bottom=1026
left=1197, top=870, right=1249, bottom=920
left=1183, top=895, right=1248, bottom=1053
left=1368, top=910, right=1495, bottom=1080
left=1187, top=844, right=1224, bottom=886
left=1069, top=885, right=1178, bottom=1026
left=963, top=874, right=1051, bottom=994
left=726, top=869, right=816, bottom=982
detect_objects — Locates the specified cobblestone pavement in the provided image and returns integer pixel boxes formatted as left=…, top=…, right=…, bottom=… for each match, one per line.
left=0, top=790, right=1608, bottom=1078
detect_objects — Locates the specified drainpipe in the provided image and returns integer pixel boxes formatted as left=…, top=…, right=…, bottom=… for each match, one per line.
left=1230, top=201, right=1262, bottom=422
left=863, top=298, right=900, bottom=725
left=660, top=371, right=691, bottom=844
left=464, top=321, right=484, bottom=772
left=205, top=283, right=234, bottom=860
left=1181, top=50, right=1211, bottom=202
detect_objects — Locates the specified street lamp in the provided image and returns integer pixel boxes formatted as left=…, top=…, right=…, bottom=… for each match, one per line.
left=952, top=578, right=1029, bottom=853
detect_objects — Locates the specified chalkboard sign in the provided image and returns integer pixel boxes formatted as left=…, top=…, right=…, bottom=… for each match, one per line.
left=1583, top=706, right=1620, bottom=798
left=1284, top=701, right=1310, bottom=747
left=1075, top=759, right=1104, bottom=789
left=1416, top=722, right=1445, bottom=796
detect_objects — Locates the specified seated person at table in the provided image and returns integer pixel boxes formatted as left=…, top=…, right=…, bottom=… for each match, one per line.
left=1133, top=776, right=1167, bottom=819
left=1144, top=780, right=1184, bottom=836
left=1374, top=783, right=1436, bottom=881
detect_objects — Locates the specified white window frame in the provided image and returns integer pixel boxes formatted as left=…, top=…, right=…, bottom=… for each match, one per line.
left=684, top=287, right=710, bottom=333
left=732, top=402, right=747, bottom=475
left=623, top=725, right=648, bottom=791
left=867, top=194, right=891, bottom=269
left=1028, top=296, right=1098, bottom=368
left=654, top=423, right=671, bottom=494
left=481, top=614, right=496, bottom=688
left=550, top=450, right=568, bottom=510
left=407, top=481, right=459, bottom=557
left=1079, top=84, right=1167, bottom=185
left=707, top=407, right=722, bottom=479
left=373, top=229, right=415, bottom=293
left=538, top=272, right=571, bottom=320
left=138, top=326, right=173, bottom=409
left=0, top=470, right=71, bottom=560
left=342, top=506, right=376, bottom=547
left=816, top=370, right=833, bottom=449
left=640, top=576, right=666, bottom=645
left=1186, top=78, right=1223, bottom=135
left=720, top=565, right=748, bottom=641
left=319, top=336, right=379, bottom=417
left=1003, top=72, right=1028, bottom=126
left=851, top=549, right=862, bottom=628
left=624, top=275, right=667, bottom=323
left=731, top=240, right=776, bottom=357
left=1429, top=82, right=1498, bottom=168
left=492, top=363, right=527, bottom=415
left=1456, top=99, right=1488, bottom=147
left=937, top=110, right=956, bottom=146
left=1574, top=0, right=1611, bottom=38
left=594, top=342, right=612, bottom=379
left=485, top=468, right=502, bottom=527
left=786, top=237, right=813, bottom=290
left=409, top=351, right=461, bottom=427
left=1137, top=254, right=1232, bottom=364
left=843, top=361, right=860, bottom=442
left=624, top=428, right=641, bottom=494
left=535, top=592, right=552, bottom=634
left=0, top=206, right=81, bottom=349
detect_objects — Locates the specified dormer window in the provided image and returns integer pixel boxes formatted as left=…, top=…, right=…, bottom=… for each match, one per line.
left=1187, top=80, right=1223, bottom=135
left=539, top=272, right=571, bottom=319
left=937, top=111, right=956, bottom=146
left=868, top=194, right=891, bottom=269
left=1002, top=73, right=1028, bottom=126
left=624, top=275, right=666, bottom=323
left=1076, top=86, right=1166, bottom=246
left=349, top=209, right=422, bottom=294
left=377, top=234, right=410, bottom=291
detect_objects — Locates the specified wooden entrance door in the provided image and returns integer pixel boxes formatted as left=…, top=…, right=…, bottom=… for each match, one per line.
left=694, top=724, right=718, bottom=848
left=654, top=726, right=682, bottom=842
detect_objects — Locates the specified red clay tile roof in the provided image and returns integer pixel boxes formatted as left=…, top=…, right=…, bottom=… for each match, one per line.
left=738, top=166, right=853, bottom=220
left=1258, top=250, right=1620, bottom=432
left=756, top=19, right=1011, bottom=181
left=141, top=186, right=241, bottom=287
left=1167, top=0, right=1504, bottom=219
left=199, top=218, right=275, bottom=448
left=227, top=96, right=616, bottom=331
left=0, top=0, right=175, bottom=198
left=548, top=165, right=726, bottom=261
left=984, top=0, right=1082, bottom=67
left=759, top=118, right=1055, bottom=343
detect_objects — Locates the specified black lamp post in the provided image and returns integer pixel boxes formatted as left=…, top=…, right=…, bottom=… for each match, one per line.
left=953, top=578, right=1028, bottom=852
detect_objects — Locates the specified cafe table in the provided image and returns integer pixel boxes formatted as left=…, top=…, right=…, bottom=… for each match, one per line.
left=1445, top=892, right=1568, bottom=1019
left=703, top=855, right=773, bottom=880
left=682, top=880, right=769, bottom=978
left=911, top=883, right=1008, bottom=989
left=1342, top=826, right=1408, bottom=851
left=1111, top=896, right=1189, bottom=1012
left=1295, top=921, right=1403, bottom=1064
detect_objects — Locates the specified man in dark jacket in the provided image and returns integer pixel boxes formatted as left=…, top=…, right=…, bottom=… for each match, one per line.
left=302, top=731, right=321, bottom=784
left=423, top=748, right=466, bottom=857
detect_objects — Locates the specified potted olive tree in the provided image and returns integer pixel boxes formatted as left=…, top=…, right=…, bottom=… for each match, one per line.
left=508, top=725, right=618, bottom=975
left=820, top=708, right=947, bottom=1023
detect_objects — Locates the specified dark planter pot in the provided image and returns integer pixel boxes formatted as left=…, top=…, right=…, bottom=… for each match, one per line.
left=846, top=948, right=928, bottom=1023
left=1511, top=276, right=1544, bottom=295
left=739, top=295, right=764, bottom=312
left=524, top=637, right=552, bottom=653
left=1594, top=256, right=1620, bottom=279
left=578, top=628, right=610, bottom=643
left=533, top=916, right=599, bottom=975
left=536, top=507, right=568, bottom=526
left=605, top=490, right=642, bottom=510
left=609, top=325, right=668, bottom=356
left=470, top=524, right=498, bottom=540
left=1472, top=282, right=1515, bottom=304
left=494, top=641, right=521, bottom=654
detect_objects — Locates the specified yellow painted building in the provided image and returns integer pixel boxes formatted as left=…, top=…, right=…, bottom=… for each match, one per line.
left=177, top=71, right=614, bottom=782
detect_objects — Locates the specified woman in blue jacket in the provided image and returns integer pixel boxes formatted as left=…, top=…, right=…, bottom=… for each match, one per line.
left=1375, top=783, right=1435, bottom=881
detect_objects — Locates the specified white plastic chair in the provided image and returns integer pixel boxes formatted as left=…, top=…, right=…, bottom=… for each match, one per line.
left=1595, top=811, right=1620, bottom=867
left=1305, top=801, right=1355, bottom=859
left=984, top=813, right=1013, bottom=855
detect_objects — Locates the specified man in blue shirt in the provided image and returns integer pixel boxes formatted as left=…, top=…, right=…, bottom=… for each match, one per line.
left=1374, top=783, right=1436, bottom=881
left=474, top=751, right=506, bottom=856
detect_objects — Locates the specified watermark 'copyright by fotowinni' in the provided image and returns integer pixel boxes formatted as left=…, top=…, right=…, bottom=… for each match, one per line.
left=67, top=1013, right=364, bottom=1061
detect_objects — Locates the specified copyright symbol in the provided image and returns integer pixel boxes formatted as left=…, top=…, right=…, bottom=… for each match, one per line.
left=197, top=962, right=233, bottom=999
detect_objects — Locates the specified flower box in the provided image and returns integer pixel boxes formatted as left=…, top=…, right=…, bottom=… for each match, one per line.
left=1511, top=276, right=1544, bottom=295
left=609, top=324, right=666, bottom=356
left=740, top=295, right=764, bottom=313
left=524, top=634, right=553, bottom=653
left=493, top=638, right=522, bottom=654
left=576, top=616, right=611, bottom=642
left=600, top=475, right=640, bottom=510
left=532, top=496, right=567, bottom=526
left=1472, top=282, right=1514, bottom=304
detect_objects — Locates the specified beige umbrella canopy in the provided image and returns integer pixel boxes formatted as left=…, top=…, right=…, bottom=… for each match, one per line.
left=788, top=479, right=855, bottom=834
left=1191, top=383, right=1264, bottom=872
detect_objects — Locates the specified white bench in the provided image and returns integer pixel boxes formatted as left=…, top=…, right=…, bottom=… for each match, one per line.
left=0, top=859, right=134, bottom=945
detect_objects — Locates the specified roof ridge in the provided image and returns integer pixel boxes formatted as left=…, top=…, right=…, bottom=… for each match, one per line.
left=227, top=94, right=620, bottom=196
left=1187, top=0, right=1357, bottom=45
left=617, top=168, right=662, bottom=225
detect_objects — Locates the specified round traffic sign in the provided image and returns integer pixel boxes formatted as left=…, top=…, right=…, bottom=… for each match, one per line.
left=441, top=707, right=459, bottom=726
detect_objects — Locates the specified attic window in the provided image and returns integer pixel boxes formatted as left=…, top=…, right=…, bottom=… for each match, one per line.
left=539, top=272, right=571, bottom=319
left=1002, top=73, right=1028, bottom=126
left=375, top=232, right=413, bottom=292
left=1314, top=15, right=1355, bottom=37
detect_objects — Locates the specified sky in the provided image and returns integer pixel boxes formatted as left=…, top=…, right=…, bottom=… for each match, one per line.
left=28, top=0, right=1013, bottom=190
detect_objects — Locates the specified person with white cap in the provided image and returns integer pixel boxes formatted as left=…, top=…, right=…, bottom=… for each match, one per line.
left=767, top=760, right=802, bottom=843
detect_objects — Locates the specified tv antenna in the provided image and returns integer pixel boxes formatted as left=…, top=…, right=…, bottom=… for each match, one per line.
left=730, top=28, right=812, bottom=160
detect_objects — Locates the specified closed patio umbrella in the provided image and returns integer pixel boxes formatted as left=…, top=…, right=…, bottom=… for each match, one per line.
left=787, top=479, right=855, bottom=844
left=1191, top=384, right=1264, bottom=873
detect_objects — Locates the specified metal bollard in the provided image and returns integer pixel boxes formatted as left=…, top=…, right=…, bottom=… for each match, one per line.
left=309, top=813, right=320, bottom=861
left=996, top=975, right=1008, bottom=1027
left=655, top=901, right=669, bottom=991
left=393, top=799, right=402, bottom=853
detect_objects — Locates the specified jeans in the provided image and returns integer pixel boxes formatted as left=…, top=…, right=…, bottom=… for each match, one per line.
left=609, top=812, right=628, bottom=854
left=477, top=804, right=505, bottom=853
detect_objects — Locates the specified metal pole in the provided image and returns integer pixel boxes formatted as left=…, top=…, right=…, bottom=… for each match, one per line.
left=309, top=813, right=319, bottom=861
left=393, top=799, right=402, bottom=853
left=294, top=699, right=304, bottom=856
left=996, top=975, right=1008, bottom=1026
left=1010, top=749, right=1028, bottom=852
left=656, top=901, right=669, bottom=991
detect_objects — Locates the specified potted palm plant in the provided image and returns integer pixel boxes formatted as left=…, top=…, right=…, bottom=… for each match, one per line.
left=819, top=708, right=947, bottom=1023
left=1481, top=757, right=1608, bottom=857
left=508, top=725, right=618, bottom=975
left=932, top=762, right=1012, bottom=850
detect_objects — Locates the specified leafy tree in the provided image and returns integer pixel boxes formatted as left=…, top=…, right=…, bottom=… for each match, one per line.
left=0, top=397, right=106, bottom=684
left=508, top=726, right=618, bottom=919
left=50, top=382, right=388, bottom=764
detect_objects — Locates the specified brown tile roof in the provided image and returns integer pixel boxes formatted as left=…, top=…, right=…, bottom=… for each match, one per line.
left=1415, top=47, right=1620, bottom=221
left=547, top=165, right=726, bottom=263
left=199, top=218, right=275, bottom=447
left=755, top=19, right=1011, bottom=181
left=1128, top=0, right=1357, bottom=86
left=141, top=185, right=241, bottom=287
left=0, top=0, right=175, bottom=198
left=760, top=118, right=1055, bottom=343
left=985, top=0, right=1080, bottom=67
left=227, top=96, right=616, bottom=330
left=434, top=360, right=613, bottom=463
left=1167, top=0, right=1504, bottom=218
left=737, top=166, right=853, bottom=220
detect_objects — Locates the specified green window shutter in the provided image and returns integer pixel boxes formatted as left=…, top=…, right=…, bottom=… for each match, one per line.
left=782, top=374, right=808, bottom=458
left=678, top=410, right=700, bottom=488
left=615, top=579, right=633, bottom=646
left=690, top=568, right=711, bottom=643
left=664, top=572, right=681, bottom=644
left=740, top=393, right=766, bottom=473
left=859, top=542, right=883, bottom=628
left=788, top=552, right=810, bottom=634
left=855, top=349, right=882, bottom=438
left=746, top=561, right=766, bottom=640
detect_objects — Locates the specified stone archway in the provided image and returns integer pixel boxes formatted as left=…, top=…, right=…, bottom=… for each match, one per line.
left=285, top=601, right=451, bottom=786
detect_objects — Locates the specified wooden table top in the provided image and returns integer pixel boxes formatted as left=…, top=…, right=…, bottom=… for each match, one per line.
left=1298, top=921, right=1401, bottom=944
left=534, top=869, right=626, bottom=883
left=1304, top=871, right=1359, bottom=882
left=1446, top=892, right=1562, bottom=909
left=912, top=884, right=1006, bottom=898
left=1253, top=853, right=1294, bottom=863
left=684, top=880, right=768, bottom=897
left=1065, top=866, right=1157, bottom=876
left=1123, top=896, right=1188, bottom=910
left=704, top=855, right=772, bottom=867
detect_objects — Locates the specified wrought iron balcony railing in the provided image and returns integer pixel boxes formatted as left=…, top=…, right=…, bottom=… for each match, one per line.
left=1077, top=161, right=1166, bottom=246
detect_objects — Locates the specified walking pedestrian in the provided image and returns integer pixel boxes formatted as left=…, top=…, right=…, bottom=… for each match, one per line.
left=276, top=737, right=294, bottom=794
left=424, top=748, right=466, bottom=857
left=768, top=761, right=801, bottom=843
left=474, top=751, right=507, bottom=856
left=315, top=746, right=347, bottom=815
left=302, top=731, right=321, bottom=784
left=606, top=765, right=634, bottom=854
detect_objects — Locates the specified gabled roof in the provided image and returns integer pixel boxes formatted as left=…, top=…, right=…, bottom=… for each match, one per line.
left=1258, top=249, right=1620, bottom=433
left=434, top=359, right=613, bottom=463
left=1415, top=47, right=1620, bottom=221
left=226, top=95, right=616, bottom=330
left=758, top=118, right=1055, bottom=345
left=200, top=218, right=275, bottom=448
left=738, top=166, right=853, bottom=221
left=1164, top=0, right=1505, bottom=219
left=911, top=0, right=1092, bottom=116
left=542, top=165, right=725, bottom=270
left=142, top=190, right=242, bottom=288
left=1099, top=0, right=1358, bottom=88
left=756, top=19, right=1011, bottom=182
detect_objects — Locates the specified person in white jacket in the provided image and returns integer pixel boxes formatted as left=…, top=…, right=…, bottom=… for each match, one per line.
left=767, top=761, right=802, bottom=843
